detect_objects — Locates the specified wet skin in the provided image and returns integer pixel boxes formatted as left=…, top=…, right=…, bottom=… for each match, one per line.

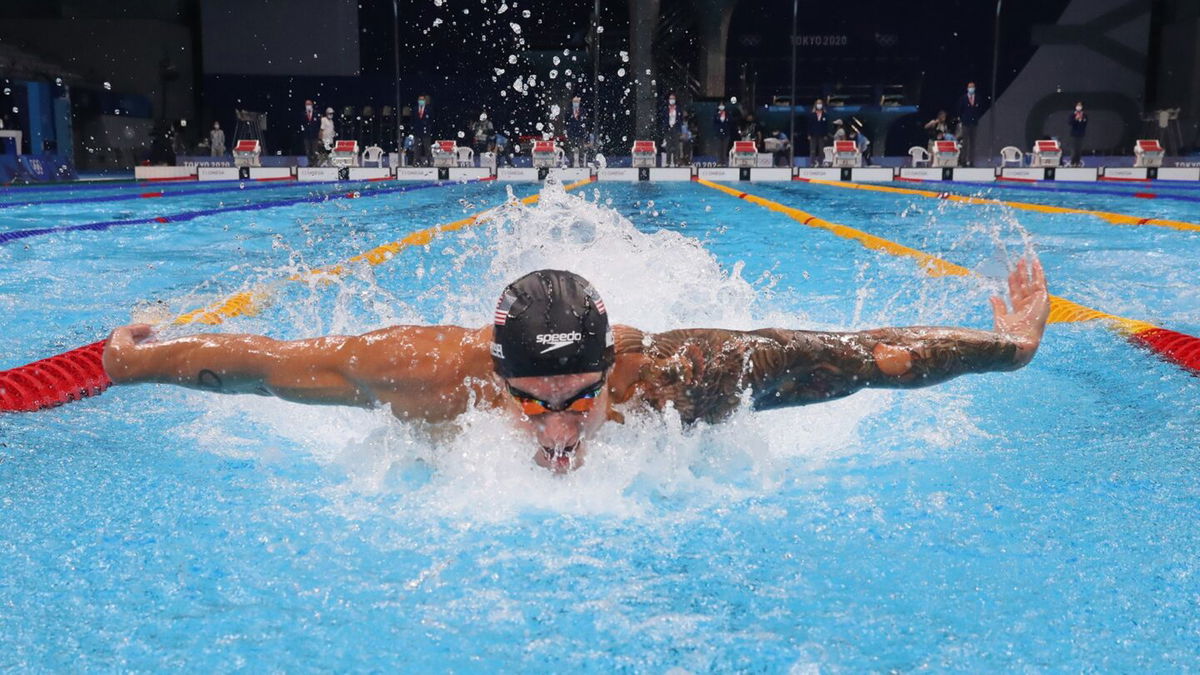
left=103, top=258, right=1050, bottom=472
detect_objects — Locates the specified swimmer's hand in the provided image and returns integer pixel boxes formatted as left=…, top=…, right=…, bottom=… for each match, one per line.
left=102, top=323, right=156, bottom=382
left=988, top=256, right=1050, bottom=369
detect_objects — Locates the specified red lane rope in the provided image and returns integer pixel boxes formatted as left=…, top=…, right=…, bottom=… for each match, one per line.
left=1129, top=328, right=1200, bottom=375
left=0, top=340, right=111, bottom=412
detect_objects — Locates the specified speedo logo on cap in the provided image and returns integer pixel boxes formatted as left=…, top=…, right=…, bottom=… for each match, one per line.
left=535, top=331, right=582, bottom=354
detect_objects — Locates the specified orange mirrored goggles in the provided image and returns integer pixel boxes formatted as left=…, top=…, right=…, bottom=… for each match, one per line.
left=507, top=380, right=605, bottom=416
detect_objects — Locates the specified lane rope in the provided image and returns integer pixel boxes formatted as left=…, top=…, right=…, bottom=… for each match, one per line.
left=0, top=177, right=595, bottom=412
left=0, top=178, right=476, bottom=246
left=792, top=176, right=1200, bottom=233
left=0, top=177, right=333, bottom=209
left=698, top=178, right=1200, bottom=376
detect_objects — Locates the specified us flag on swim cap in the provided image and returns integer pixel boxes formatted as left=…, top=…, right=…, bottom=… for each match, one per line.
left=587, top=286, right=606, bottom=314
left=493, top=289, right=517, bottom=325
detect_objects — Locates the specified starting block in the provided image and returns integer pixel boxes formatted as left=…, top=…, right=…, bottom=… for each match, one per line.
left=330, top=140, right=359, bottom=168
left=830, top=140, right=861, bottom=168
left=631, top=140, right=657, bottom=168
left=931, top=140, right=960, bottom=168
left=729, top=140, right=758, bottom=168
left=232, top=139, right=261, bottom=168
left=432, top=140, right=458, bottom=168
left=531, top=140, right=564, bottom=168
left=1031, top=139, right=1062, bottom=167
left=1133, top=139, right=1164, bottom=168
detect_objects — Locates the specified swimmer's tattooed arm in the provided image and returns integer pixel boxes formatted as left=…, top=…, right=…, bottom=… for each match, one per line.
left=102, top=327, right=376, bottom=405
left=634, top=258, right=1049, bottom=423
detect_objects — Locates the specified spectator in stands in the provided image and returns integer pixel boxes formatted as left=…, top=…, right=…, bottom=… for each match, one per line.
left=713, top=102, right=735, bottom=166
left=659, top=91, right=684, bottom=167
left=411, top=95, right=434, bottom=167
left=955, top=82, right=982, bottom=167
left=471, top=111, right=494, bottom=158
left=301, top=99, right=321, bottom=167
left=209, top=121, right=225, bottom=157
left=1068, top=101, right=1088, bottom=167
left=564, top=96, right=589, bottom=167
left=807, top=98, right=830, bottom=167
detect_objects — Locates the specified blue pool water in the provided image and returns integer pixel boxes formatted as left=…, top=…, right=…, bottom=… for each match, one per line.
left=1, top=177, right=1198, bottom=670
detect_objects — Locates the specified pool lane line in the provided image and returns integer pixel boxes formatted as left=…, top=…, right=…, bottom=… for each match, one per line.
left=0, top=177, right=593, bottom=412
left=0, top=178, right=474, bottom=246
left=792, top=177, right=1200, bottom=233
left=172, top=176, right=592, bottom=325
left=903, top=177, right=1200, bottom=204
left=0, top=178, right=332, bottom=209
left=697, top=178, right=1200, bottom=376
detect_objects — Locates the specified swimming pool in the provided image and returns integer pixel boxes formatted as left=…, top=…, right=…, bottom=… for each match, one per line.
left=2, top=176, right=1198, bottom=670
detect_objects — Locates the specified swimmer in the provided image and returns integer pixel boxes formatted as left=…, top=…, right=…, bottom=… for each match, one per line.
left=102, top=258, right=1050, bottom=473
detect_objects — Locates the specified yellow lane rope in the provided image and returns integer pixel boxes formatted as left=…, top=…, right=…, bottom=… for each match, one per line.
left=172, top=178, right=595, bottom=326
left=697, top=178, right=1159, bottom=335
left=796, top=176, right=1200, bottom=233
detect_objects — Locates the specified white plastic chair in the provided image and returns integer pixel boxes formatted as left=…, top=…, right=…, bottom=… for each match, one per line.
left=361, top=145, right=384, bottom=167
left=908, top=146, right=930, bottom=167
left=1000, top=146, right=1024, bottom=167
left=821, top=146, right=834, bottom=167
left=455, top=146, right=475, bottom=167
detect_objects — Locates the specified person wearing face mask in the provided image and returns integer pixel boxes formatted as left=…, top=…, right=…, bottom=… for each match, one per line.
left=955, top=82, right=982, bottom=167
left=411, top=95, right=434, bottom=167
left=471, top=111, right=494, bottom=159
left=659, top=91, right=684, bottom=167
left=300, top=99, right=321, bottom=167
left=564, top=96, right=590, bottom=168
left=807, top=99, right=830, bottom=166
left=318, top=107, right=337, bottom=165
left=713, top=102, right=735, bottom=166
left=1068, top=102, right=1088, bottom=167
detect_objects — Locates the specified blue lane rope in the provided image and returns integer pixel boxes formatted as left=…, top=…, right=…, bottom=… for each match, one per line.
left=0, top=179, right=482, bottom=246
left=0, top=179, right=322, bottom=209
left=948, top=180, right=1200, bottom=204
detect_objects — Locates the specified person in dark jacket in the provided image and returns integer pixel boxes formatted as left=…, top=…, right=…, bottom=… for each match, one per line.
left=564, top=96, right=589, bottom=167
left=713, top=102, right=736, bottom=165
left=955, top=82, right=982, bottom=166
left=659, top=91, right=684, bottom=167
left=1068, top=101, right=1088, bottom=167
left=807, top=99, right=830, bottom=166
left=411, top=95, right=434, bottom=166
left=300, top=99, right=321, bottom=167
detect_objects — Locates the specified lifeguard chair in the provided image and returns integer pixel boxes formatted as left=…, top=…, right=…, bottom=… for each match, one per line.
left=631, top=140, right=657, bottom=168
left=431, top=140, right=458, bottom=168
left=1133, top=139, right=1164, bottom=168
left=531, top=140, right=564, bottom=168
left=729, top=141, right=757, bottom=168
left=1030, top=139, right=1062, bottom=167
left=232, top=139, right=261, bottom=168
left=330, top=140, right=359, bottom=168
left=931, top=140, right=960, bottom=167
left=830, top=140, right=861, bottom=168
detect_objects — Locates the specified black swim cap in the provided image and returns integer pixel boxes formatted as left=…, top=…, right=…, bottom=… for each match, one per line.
left=491, top=269, right=615, bottom=378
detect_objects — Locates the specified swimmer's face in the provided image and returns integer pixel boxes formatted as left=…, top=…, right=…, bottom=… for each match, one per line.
left=504, top=371, right=610, bottom=474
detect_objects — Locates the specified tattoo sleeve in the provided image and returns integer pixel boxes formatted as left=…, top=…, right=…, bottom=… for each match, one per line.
left=636, top=326, right=1018, bottom=423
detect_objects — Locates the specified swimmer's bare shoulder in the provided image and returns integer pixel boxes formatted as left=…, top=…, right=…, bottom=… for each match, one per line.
left=103, top=323, right=502, bottom=422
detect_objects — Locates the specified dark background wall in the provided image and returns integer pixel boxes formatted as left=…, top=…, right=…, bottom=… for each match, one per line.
left=2, top=0, right=1196, bottom=162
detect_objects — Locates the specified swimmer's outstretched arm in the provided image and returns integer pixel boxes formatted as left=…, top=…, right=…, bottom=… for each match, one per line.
left=101, top=324, right=485, bottom=410
left=641, top=257, right=1049, bottom=422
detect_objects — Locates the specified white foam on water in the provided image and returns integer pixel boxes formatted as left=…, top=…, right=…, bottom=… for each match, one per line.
left=179, top=181, right=946, bottom=522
